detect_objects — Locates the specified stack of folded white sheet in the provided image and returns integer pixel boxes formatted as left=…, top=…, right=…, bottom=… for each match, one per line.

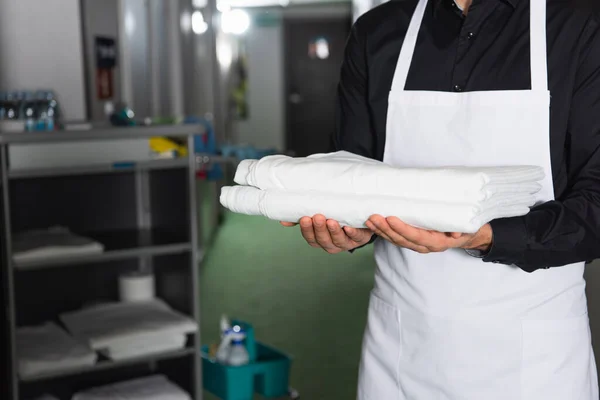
left=59, top=299, right=196, bottom=361
left=16, top=322, right=97, bottom=378
left=221, top=151, right=545, bottom=233
left=12, top=226, right=104, bottom=266
left=72, top=374, right=191, bottom=400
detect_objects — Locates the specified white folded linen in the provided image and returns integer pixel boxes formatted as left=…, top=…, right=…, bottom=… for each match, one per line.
left=16, top=322, right=97, bottom=378
left=234, top=151, right=544, bottom=203
left=59, top=299, right=196, bottom=351
left=72, top=374, right=191, bottom=400
left=12, top=226, right=104, bottom=265
left=220, top=186, right=536, bottom=233
left=99, top=333, right=187, bottom=360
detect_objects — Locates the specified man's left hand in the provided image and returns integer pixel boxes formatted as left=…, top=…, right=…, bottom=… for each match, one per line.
left=366, top=215, right=493, bottom=254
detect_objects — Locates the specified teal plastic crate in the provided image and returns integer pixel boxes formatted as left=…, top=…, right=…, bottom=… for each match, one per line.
left=202, top=321, right=292, bottom=400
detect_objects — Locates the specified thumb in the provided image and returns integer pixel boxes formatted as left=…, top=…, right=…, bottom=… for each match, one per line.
left=449, top=232, right=463, bottom=239
left=344, top=226, right=370, bottom=242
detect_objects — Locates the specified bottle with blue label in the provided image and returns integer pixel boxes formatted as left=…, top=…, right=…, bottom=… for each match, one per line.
left=4, top=92, right=19, bottom=120
left=0, top=92, right=6, bottom=120
left=45, top=91, right=60, bottom=130
left=34, top=90, right=49, bottom=131
left=227, top=325, right=250, bottom=366
left=21, top=92, right=38, bottom=131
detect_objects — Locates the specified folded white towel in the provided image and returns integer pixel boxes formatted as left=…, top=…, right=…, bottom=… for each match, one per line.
left=72, top=374, right=191, bottom=400
left=60, top=300, right=196, bottom=351
left=99, top=333, right=187, bottom=361
left=234, top=151, right=544, bottom=203
left=13, top=226, right=104, bottom=265
left=221, top=186, right=536, bottom=233
left=16, top=322, right=97, bottom=378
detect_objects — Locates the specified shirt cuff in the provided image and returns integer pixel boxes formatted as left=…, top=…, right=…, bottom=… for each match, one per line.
left=482, top=217, right=530, bottom=271
left=464, top=248, right=488, bottom=258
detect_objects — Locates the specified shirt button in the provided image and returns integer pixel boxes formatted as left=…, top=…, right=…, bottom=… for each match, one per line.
left=453, top=85, right=463, bottom=92
left=467, top=32, right=476, bottom=40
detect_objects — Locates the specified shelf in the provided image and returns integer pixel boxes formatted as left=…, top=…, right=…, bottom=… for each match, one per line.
left=13, top=229, right=191, bottom=270
left=8, top=158, right=189, bottom=179
left=0, top=124, right=204, bottom=145
left=19, top=346, right=196, bottom=383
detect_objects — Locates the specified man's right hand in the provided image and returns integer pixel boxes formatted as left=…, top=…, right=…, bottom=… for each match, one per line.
left=281, top=214, right=373, bottom=254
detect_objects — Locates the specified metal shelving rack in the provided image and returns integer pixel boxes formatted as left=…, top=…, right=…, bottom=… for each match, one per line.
left=0, top=125, right=205, bottom=400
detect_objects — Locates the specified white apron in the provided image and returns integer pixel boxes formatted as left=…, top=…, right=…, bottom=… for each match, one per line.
left=357, top=1, right=599, bottom=399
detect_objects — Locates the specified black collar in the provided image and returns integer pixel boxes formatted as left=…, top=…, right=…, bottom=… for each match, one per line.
left=433, top=0, right=519, bottom=20
left=434, top=0, right=520, bottom=13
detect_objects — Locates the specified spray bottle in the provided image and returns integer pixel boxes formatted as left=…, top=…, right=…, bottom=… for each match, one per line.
left=215, top=315, right=232, bottom=364
left=227, top=325, right=250, bottom=366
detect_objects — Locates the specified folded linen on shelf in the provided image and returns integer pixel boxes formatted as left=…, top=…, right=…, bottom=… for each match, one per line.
left=220, top=185, right=536, bottom=233
left=72, top=374, right=191, bottom=400
left=59, top=299, right=196, bottom=351
left=12, top=226, right=104, bottom=264
left=99, top=333, right=187, bottom=361
left=16, top=322, right=97, bottom=378
left=234, top=151, right=544, bottom=203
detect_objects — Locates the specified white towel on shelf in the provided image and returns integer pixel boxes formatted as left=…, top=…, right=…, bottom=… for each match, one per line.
left=220, top=185, right=536, bottom=233
left=12, top=226, right=104, bottom=265
left=234, top=151, right=544, bottom=203
left=72, top=374, right=191, bottom=400
left=99, top=333, right=187, bottom=361
left=16, top=322, right=97, bottom=378
left=59, top=299, right=196, bottom=351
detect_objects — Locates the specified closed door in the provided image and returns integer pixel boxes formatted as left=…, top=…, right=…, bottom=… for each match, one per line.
left=285, top=17, right=351, bottom=157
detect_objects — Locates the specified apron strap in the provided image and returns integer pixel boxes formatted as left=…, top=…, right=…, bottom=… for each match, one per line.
left=530, top=0, right=548, bottom=92
left=391, top=0, right=549, bottom=93
left=390, top=0, right=428, bottom=92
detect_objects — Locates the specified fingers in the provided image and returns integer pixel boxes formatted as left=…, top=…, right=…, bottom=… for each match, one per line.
left=299, top=217, right=319, bottom=248
left=386, top=217, right=454, bottom=251
left=313, top=215, right=340, bottom=253
left=280, top=222, right=297, bottom=227
left=367, top=216, right=431, bottom=254
left=327, top=219, right=349, bottom=248
left=344, top=226, right=372, bottom=243
left=295, top=216, right=370, bottom=253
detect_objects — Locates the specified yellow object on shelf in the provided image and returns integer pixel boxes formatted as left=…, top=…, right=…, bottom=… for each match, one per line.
left=149, top=137, right=188, bottom=157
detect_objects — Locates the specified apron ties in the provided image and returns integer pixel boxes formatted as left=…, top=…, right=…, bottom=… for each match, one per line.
left=357, top=0, right=597, bottom=399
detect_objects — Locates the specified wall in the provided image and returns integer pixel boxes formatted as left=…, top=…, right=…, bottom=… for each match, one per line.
left=232, top=3, right=351, bottom=151
left=234, top=23, right=285, bottom=150
left=0, top=0, right=86, bottom=120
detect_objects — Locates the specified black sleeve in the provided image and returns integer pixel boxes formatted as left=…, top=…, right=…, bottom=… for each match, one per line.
left=484, top=17, right=600, bottom=272
left=334, top=21, right=378, bottom=250
left=332, top=22, right=376, bottom=158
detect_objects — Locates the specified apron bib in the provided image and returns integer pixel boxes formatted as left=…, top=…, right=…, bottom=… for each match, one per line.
left=357, top=1, right=598, bottom=399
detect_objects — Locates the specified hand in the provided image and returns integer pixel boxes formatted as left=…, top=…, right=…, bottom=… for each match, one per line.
left=365, top=215, right=493, bottom=254
left=280, top=214, right=374, bottom=254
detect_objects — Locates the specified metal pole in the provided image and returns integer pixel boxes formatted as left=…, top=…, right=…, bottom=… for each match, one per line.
left=206, top=0, right=224, bottom=144
left=1, top=145, right=18, bottom=400
left=135, top=169, right=153, bottom=274
left=187, top=134, right=202, bottom=400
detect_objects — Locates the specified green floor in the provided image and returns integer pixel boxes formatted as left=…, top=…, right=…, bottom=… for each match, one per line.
left=200, top=212, right=376, bottom=399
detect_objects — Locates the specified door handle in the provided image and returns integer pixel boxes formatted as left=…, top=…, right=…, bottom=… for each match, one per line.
left=289, top=93, right=303, bottom=104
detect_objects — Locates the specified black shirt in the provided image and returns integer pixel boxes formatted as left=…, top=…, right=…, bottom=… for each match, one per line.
left=334, top=0, right=600, bottom=272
